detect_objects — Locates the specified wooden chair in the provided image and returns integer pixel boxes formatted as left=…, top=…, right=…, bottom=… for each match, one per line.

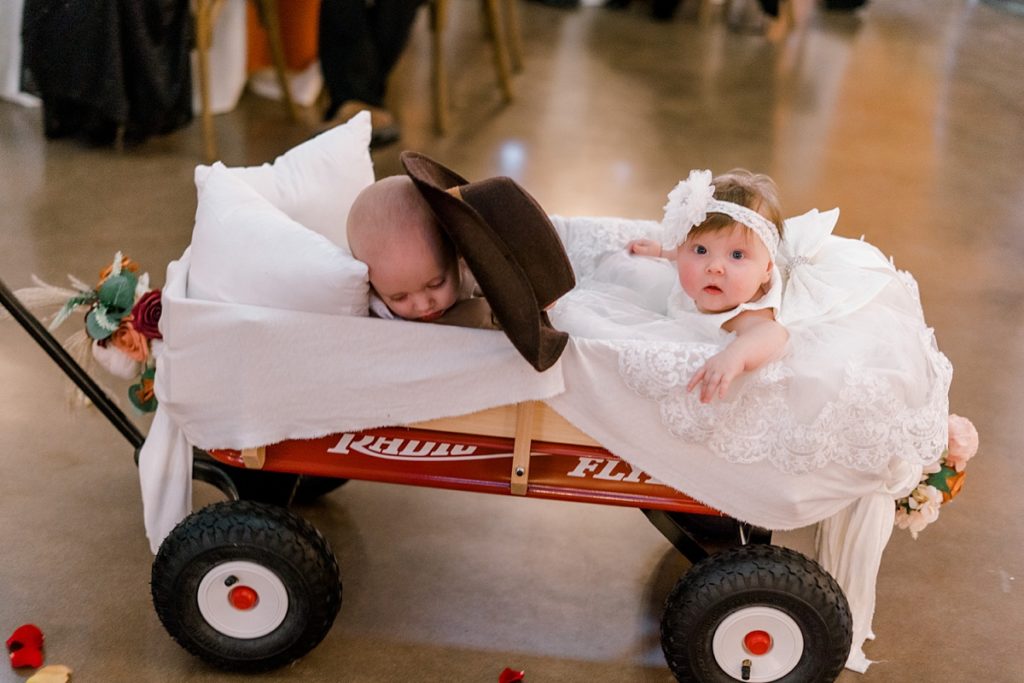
left=193, top=0, right=297, bottom=163
left=194, top=0, right=524, bottom=154
left=429, top=0, right=524, bottom=135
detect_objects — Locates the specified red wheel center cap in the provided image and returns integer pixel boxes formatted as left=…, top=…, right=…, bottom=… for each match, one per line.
left=228, top=585, right=259, bottom=611
left=744, top=630, right=773, bottom=656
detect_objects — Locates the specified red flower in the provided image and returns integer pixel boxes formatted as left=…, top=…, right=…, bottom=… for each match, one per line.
left=131, top=289, right=163, bottom=340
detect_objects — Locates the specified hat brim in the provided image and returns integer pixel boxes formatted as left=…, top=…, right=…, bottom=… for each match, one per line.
left=401, top=152, right=574, bottom=372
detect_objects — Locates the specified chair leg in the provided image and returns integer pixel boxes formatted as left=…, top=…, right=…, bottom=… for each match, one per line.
left=482, top=0, right=514, bottom=102
left=194, top=0, right=220, bottom=163
left=697, top=0, right=718, bottom=25
left=431, top=0, right=450, bottom=135
left=766, top=0, right=795, bottom=40
left=503, top=0, right=523, bottom=73
left=254, top=0, right=299, bottom=121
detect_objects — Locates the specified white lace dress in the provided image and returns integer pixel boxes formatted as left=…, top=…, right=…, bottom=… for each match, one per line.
left=550, top=208, right=952, bottom=476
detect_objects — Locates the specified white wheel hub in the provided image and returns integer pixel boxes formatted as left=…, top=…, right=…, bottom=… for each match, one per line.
left=197, top=560, right=289, bottom=639
left=712, top=605, right=804, bottom=682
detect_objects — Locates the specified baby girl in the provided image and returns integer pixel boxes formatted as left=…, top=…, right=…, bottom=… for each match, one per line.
left=628, top=169, right=788, bottom=403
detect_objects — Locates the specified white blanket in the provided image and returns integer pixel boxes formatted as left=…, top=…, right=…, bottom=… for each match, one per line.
left=139, top=252, right=566, bottom=552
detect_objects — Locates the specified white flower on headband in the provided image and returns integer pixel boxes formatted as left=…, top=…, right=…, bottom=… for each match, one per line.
left=660, top=169, right=780, bottom=259
left=662, top=169, right=715, bottom=248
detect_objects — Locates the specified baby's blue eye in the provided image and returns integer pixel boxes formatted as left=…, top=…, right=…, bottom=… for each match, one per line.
left=694, top=245, right=707, bottom=255
left=731, top=250, right=744, bottom=260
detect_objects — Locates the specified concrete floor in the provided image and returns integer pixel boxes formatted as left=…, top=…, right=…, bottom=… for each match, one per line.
left=1, top=0, right=1022, bottom=681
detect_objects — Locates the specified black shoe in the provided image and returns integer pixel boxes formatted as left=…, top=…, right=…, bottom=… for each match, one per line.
left=321, top=100, right=401, bottom=148
left=651, top=0, right=682, bottom=21
left=526, top=0, right=580, bottom=9
left=370, top=124, right=401, bottom=149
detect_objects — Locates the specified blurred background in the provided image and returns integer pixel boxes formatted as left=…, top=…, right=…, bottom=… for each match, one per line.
left=1, top=0, right=1022, bottom=680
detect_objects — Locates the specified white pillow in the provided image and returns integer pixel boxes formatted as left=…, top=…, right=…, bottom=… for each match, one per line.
left=189, top=163, right=369, bottom=316
left=193, top=110, right=374, bottom=249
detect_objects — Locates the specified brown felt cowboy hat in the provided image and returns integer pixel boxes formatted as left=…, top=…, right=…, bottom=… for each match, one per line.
left=400, top=151, right=575, bottom=372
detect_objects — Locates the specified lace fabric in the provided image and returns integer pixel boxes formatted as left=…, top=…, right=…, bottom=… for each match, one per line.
left=614, top=331, right=951, bottom=474
left=550, top=210, right=954, bottom=476
left=551, top=215, right=664, bottom=281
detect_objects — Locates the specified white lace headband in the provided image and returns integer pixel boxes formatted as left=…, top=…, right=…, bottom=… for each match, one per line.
left=662, top=169, right=779, bottom=260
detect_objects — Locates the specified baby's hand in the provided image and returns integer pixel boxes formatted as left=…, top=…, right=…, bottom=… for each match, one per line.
left=687, top=350, right=745, bottom=404
left=627, top=238, right=663, bottom=258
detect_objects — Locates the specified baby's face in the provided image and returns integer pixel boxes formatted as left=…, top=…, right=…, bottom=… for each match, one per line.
left=369, top=245, right=460, bottom=322
left=676, top=224, right=773, bottom=313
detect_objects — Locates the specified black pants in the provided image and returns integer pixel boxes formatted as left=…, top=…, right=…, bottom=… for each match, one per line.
left=318, top=0, right=427, bottom=118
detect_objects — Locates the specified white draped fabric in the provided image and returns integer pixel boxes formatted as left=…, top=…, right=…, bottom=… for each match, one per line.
left=139, top=252, right=566, bottom=553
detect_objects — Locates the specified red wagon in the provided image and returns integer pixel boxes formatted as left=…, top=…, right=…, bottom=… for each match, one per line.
left=2, top=277, right=852, bottom=683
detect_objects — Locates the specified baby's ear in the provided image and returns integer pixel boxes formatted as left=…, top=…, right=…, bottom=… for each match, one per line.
left=763, top=260, right=774, bottom=283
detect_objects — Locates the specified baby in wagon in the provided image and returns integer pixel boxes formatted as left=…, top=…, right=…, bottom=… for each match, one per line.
left=346, top=151, right=576, bottom=373
left=625, top=169, right=789, bottom=403
left=347, top=174, right=495, bottom=328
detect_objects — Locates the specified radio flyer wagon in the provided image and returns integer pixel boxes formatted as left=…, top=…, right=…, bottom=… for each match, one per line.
left=1, top=276, right=853, bottom=683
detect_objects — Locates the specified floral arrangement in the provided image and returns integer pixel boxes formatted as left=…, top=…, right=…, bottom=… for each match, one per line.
left=12, top=253, right=162, bottom=412
left=895, top=414, right=979, bottom=538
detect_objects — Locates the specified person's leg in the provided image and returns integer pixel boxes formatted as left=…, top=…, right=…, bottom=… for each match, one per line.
left=368, top=0, right=427, bottom=91
left=318, top=0, right=385, bottom=118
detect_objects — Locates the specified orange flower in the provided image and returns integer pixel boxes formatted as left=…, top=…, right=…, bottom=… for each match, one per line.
left=133, top=376, right=155, bottom=404
left=98, top=257, right=139, bottom=286
left=110, top=318, right=149, bottom=362
left=942, top=470, right=966, bottom=503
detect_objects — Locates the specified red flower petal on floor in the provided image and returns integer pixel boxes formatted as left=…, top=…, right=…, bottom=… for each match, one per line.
left=6, top=624, right=44, bottom=651
left=498, top=667, right=525, bottom=683
left=10, top=646, right=43, bottom=669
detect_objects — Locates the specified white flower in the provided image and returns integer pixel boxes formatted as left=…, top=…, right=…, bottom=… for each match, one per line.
left=908, top=484, right=942, bottom=510
left=92, top=340, right=140, bottom=380
left=662, top=169, right=715, bottom=247
left=899, top=484, right=942, bottom=539
left=894, top=506, right=916, bottom=532
left=894, top=506, right=933, bottom=539
left=135, top=272, right=151, bottom=300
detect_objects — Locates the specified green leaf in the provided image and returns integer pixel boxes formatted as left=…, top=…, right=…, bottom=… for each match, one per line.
left=98, top=272, right=138, bottom=310
left=128, top=367, right=158, bottom=413
left=925, top=465, right=956, bottom=493
left=50, top=292, right=98, bottom=329
left=86, top=308, right=115, bottom=340
left=128, top=384, right=158, bottom=413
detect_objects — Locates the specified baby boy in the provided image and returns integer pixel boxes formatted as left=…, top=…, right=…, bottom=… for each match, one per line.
left=347, top=175, right=496, bottom=328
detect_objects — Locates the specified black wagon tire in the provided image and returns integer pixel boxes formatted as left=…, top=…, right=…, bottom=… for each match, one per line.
left=151, top=500, right=342, bottom=672
left=661, top=544, right=851, bottom=683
